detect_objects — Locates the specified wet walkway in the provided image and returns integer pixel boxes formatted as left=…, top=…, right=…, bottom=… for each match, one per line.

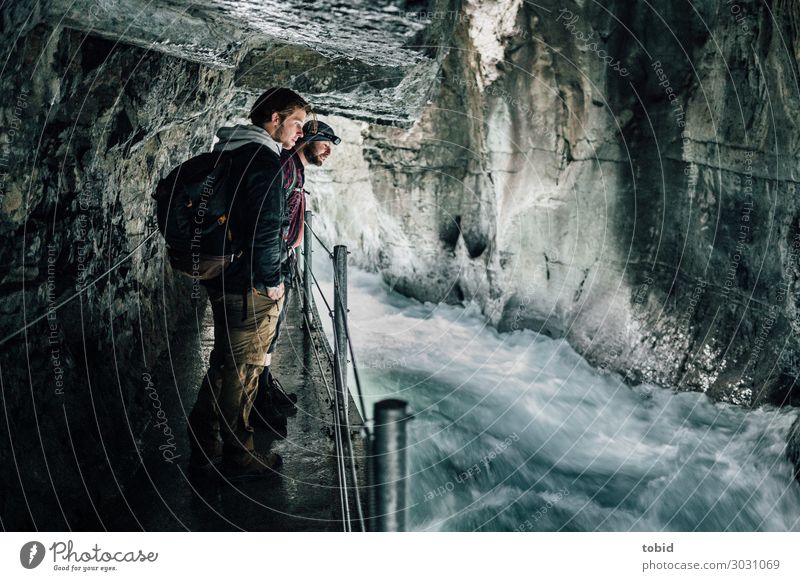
left=100, top=285, right=367, bottom=531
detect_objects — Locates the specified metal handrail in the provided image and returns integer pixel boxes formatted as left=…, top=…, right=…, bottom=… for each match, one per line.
left=298, top=224, right=365, bottom=532
left=0, top=229, right=160, bottom=346
left=301, top=213, right=411, bottom=532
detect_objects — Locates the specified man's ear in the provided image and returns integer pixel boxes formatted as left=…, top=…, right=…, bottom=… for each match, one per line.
left=271, top=111, right=281, bottom=127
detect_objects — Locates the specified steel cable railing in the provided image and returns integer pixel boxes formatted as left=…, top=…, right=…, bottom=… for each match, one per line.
left=0, top=229, right=160, bottom=347
left=300, top=217, right=411, bottom=532
left=289, top=259, right=351, bottom=530
left=298, top=219, right=369, bottom=532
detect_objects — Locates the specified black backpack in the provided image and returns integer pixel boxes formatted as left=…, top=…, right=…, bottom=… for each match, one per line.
left=152, top=151, right=242, bottom=280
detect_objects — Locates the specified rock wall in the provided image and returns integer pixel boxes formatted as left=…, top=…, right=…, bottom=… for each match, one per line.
left=0, top=22, right=236, bottom=529
left=308, top=1, right=800, bottom=415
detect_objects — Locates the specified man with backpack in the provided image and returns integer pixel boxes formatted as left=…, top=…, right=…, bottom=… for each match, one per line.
left=252, top=120, right=342, bottom=430
left=184, top=88, right=311, bottom=478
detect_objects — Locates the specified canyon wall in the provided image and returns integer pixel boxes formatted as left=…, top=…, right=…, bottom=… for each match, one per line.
left=0, top=21, right=239, bottom=528
left=308, top=0, right=800, bottom=413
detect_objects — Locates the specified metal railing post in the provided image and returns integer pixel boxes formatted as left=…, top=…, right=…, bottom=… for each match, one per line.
left=371, top=399, right=410, bottom=532
left=303, top=210, right=313, bottom=326
left=333, top=244, right=349, bottom=421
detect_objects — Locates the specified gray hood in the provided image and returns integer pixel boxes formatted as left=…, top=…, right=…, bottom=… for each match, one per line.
left=213, top=124, right=282, bottom=156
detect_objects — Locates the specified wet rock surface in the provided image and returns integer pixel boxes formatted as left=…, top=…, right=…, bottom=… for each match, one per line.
left=308, top=1, right=800, bottom=413
left=0, top=22, right=238, bottom=528
left=91, top=293, right=365, bottom=531
left=46, top=0, right=453, bottom=125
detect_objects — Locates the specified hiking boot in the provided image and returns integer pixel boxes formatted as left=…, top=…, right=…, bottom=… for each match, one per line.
left=258, top=370, right=298, bottom=410
left=251, top=401, right=288, bottom=435
left=221, top=451, right=283, bottom=479
left=189, top=456, right=220, bottom=477
left=269, top=374, right=299, bottom=409
left=252, top=372, right=291, bottom=435
left=187, top=433, right=222, bottom=477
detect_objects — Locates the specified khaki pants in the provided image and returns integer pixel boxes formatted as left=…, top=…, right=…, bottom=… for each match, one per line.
left=188, top=288, right=284, bottom=466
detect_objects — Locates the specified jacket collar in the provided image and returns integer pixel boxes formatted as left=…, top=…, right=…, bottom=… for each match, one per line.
left=213, top=124, right=282, bottom=156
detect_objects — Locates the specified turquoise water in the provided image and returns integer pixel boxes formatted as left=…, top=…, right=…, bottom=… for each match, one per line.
left=315, top=266, right=800, bottom=532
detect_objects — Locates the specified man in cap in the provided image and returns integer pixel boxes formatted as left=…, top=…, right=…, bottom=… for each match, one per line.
left=253, top=120, right=342, bottom=430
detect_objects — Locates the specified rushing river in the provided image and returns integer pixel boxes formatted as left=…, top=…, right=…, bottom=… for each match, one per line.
left=314, top=263, right=800, bottom=532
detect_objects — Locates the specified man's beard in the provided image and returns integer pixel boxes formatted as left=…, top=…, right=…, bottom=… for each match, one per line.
left=306, top=145, right=325, bottom=166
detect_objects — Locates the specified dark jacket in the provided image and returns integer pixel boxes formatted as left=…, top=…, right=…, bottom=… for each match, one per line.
left=202, top=142, right=285, bottom=293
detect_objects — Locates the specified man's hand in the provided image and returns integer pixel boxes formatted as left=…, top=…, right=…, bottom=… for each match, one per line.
left=266, top=283, right=285, bottom=301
